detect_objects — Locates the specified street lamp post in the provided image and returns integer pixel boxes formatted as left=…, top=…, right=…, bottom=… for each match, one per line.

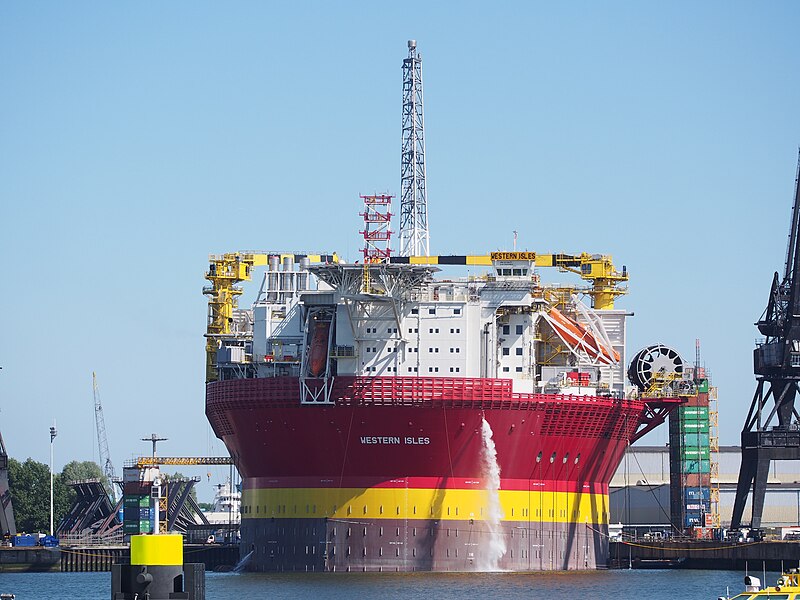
left=49, top=422, right=57, bottom=537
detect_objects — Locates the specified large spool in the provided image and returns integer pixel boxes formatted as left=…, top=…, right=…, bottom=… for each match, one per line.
left=627, top=344, right=684, bottom=391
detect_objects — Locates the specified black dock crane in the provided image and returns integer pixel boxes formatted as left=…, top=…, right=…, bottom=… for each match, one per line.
left=731, top=151, right=800, bottom=529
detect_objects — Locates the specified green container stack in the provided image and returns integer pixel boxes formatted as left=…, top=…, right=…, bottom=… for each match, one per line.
left=677, top=404, right=712, bottom=473
left=123, top=494, right=153, bottom=535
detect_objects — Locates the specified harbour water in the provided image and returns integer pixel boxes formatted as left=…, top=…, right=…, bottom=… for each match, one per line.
left=0, top=568, right=772, bottom=600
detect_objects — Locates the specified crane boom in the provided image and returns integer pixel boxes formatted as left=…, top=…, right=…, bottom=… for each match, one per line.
left=92, top=372, right=116, bottom=499
left=134, top=456, right=234, bottom=468
left=388, top=251, right=629, bottom=309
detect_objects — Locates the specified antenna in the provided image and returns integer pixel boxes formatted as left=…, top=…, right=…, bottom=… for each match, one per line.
left=399, top=39, right=430, bottom=257
left=142, top=433, right=168, bottom=458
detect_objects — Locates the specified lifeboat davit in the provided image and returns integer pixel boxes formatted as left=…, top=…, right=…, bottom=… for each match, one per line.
left=308, top=321, right=330, bottom=377
left=543, top=306, right=620, bottom=365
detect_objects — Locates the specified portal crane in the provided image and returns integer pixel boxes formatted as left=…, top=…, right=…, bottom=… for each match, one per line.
left=203, top=252, right=339, bottom=382
left=92, top=372, right=116, bottom=502
left=731, top=151, right=800, bottom=529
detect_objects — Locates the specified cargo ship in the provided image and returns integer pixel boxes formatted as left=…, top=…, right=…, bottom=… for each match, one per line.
left=204, top=251, right=681, bottom=572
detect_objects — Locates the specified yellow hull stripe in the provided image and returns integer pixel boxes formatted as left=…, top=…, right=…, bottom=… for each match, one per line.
left=242, top=487, right=609, bottom=525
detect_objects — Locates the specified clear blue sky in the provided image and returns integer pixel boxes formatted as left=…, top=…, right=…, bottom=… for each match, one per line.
left=2, top=2, right=800, bottom=502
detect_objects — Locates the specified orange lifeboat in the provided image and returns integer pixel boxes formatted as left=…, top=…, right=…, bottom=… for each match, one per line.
left=308, top=320, right=330, bottom=376
left=544, top=307, right=620, bottom=365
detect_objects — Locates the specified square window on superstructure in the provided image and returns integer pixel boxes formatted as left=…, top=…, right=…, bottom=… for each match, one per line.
left=408, top=328, right=414, bottom=334
left=454, top=308, right=461, bottom=315
left=408, top=367, right=413, bottom=372
left=502, top=367, right=510, bottom=372
left=414, top=367, right=418, bottom=372
left=502, top=348, right=510, bottom=356
left=411, top=308, right=419, bottom=315
left=502, top=325, right=509, bottom=335
left=515, top=367, right=523, bottom=372
left=516, top=325, right=523, bottom=334
left=449, top=367, right=454, bottom=372
left=516, top=348, right=523, bottom=356
left=429, top=308, right=436, bottom=315
left=455, top=367, right=460, bottom=372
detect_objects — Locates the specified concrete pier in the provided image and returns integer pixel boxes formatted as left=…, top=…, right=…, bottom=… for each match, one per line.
left=609, top=540, right=800, bottom=570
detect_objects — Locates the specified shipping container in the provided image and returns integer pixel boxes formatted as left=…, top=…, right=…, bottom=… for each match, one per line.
left=681, top=447, right=711, bottom=460
left=681, top=459, right=711, bottom=474
left=682, top=433, right=710, bottom=447
left=123, top=523, right=140, bottom=534
left=139, top=507, right=150, bottom=519
left=697, top=379, right=709, bottom=393
left=685, top=512, right=703, bottom=527
left=685, top=502, right=711, bottom=512
left=684, top=487, right=711, bottom=502
left=681, top=420, right=710, bottom=434
left=683, top=473, right=712, bottom=487
left=12, top=534, right=36, bottom=547
left=680, top=406, right=709, bottom=420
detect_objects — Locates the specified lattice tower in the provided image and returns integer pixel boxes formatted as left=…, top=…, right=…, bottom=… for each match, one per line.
left=399, top=40, right=430, bottom=257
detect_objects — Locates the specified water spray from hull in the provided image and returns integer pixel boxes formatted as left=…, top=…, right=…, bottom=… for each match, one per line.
left=478, top=417, right=507, bottom=571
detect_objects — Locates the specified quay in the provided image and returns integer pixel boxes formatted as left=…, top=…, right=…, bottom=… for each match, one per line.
left=0, top=543, right=238, bottom=573
left=609, top=540, right=800, bottom=570
left=60, top=543, right=238, bottom=573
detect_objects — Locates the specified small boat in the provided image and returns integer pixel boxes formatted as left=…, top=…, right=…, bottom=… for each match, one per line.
left=308, top=320, right=330, bottom=376
left=720, top=570, right=800, bottom=599
left=543, top=306, right=620, bottom=365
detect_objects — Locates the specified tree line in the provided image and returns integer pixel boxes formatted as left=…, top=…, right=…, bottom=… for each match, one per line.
left=7, top=458, right=110, bottom=534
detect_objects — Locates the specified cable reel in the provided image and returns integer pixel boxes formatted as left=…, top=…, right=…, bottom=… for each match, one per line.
left=627, top=344, right=684, bottom=391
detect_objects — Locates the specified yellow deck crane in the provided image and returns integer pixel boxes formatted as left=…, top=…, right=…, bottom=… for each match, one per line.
left=204, top=252, right=339, bottom=382
left=133, top=456, right=234, bottom=468
left=388, top=251, right=628, bottom=310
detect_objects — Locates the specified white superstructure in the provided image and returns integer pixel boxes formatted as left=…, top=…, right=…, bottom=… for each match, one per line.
left=218, top=256, right=628, bottom=402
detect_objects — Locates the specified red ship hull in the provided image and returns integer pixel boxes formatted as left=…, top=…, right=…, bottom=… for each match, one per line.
left=206, top=376, right=649, bottom=571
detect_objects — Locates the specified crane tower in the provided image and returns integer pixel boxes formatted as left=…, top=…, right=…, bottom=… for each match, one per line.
left=0, top=430, right=15, bottom=535
left=731, top=152, right=800, bottom=529
left=93, top=372, right=116, bottom=500
left=399, top=39, right=430, bottom=257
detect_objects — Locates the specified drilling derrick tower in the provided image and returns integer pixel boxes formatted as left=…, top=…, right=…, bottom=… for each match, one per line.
left=399, top=39, right=430, bottom=257
left=731, top=152, right=800, bottom=529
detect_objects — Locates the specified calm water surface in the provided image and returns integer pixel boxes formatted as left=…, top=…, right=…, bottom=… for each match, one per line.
left=0, top=569, right=768, bottom=600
